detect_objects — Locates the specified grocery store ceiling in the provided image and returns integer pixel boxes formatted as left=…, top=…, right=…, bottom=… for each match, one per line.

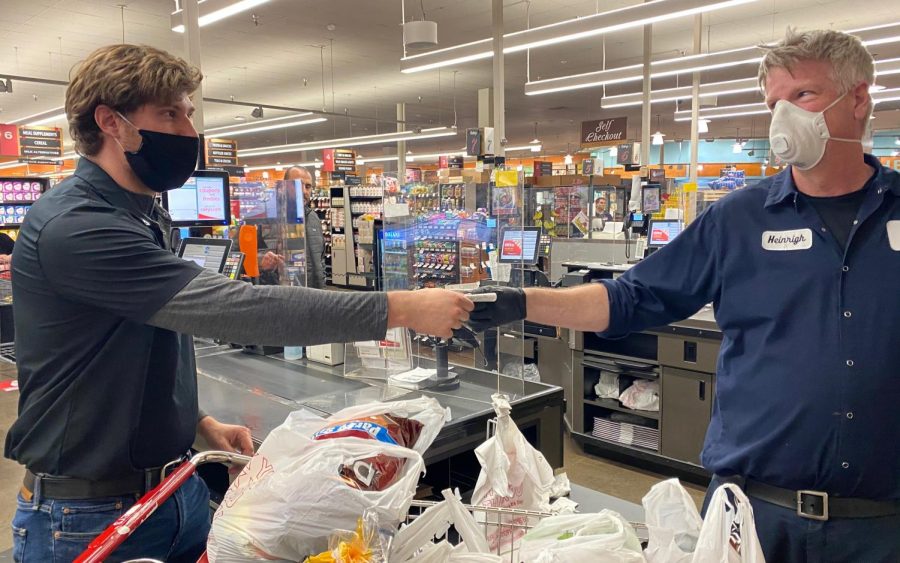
left=2, top=0, right=900, bottom=166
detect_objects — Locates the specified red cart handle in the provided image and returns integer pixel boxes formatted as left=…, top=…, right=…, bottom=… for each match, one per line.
left=75, top=451, right=251, bottom=563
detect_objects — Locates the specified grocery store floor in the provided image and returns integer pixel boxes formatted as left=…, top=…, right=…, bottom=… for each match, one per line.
left=0, top=366, right=706, bottom=553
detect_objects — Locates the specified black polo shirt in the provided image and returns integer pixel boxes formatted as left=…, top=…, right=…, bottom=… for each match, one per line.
left=4, top=158, right=203, bottom=480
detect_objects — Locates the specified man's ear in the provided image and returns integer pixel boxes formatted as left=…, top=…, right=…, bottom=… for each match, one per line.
left=94, top=105, right=122, bottom=138
left=851, top=82, right=871, bottom=122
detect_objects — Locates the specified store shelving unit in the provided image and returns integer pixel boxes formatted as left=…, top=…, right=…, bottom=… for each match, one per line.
left=0, top=177, right=49, bottom=229
left=309, top=187, right=332, bottom=285
left=347, top=184, right=383, bottom=290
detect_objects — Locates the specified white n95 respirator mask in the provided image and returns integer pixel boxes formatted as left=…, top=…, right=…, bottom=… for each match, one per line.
left=769, top=93, right=861, bottom=171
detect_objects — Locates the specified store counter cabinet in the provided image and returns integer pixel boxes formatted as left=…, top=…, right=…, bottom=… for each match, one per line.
left=195, top=346, right=565, bottom=494
left=570, top=306, right=720, bottom=484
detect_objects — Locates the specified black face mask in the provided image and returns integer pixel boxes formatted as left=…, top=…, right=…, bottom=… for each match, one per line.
left=117, top=114, right=199, bottom=192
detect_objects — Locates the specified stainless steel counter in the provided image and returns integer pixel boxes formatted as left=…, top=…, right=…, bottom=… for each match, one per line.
left=195, top=347, right=565, bottom=472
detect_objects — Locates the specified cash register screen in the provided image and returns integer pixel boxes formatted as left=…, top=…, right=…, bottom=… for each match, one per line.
left=162, top=171, right=231, bottom=227
left=177, top=238, right=233, bottom=273
left=499, top=227, right=541, bottom=265
left=648, top=220, right=683, bottom=247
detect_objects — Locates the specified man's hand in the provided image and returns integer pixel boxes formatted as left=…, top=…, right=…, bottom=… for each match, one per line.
left=466, top=286, right=527, bottom=333
left=259, top=251, right=284, bottom=272
left=197, top=416, right=254, bottom=455
left=387, top=289, right=474, bottom=339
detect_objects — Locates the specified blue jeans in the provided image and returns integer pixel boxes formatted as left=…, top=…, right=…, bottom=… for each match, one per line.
left=703, top=476, right=900, bottom=563
left=11, top=473, right=210, bottom=562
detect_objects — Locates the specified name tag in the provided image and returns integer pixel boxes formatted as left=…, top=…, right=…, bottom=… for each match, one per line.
left=762, top=228, right=813, bottom=251
left=888, top=220, right=900, bottom=251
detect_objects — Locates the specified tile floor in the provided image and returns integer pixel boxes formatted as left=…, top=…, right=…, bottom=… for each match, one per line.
left=0, top=367, right=706, bottom=553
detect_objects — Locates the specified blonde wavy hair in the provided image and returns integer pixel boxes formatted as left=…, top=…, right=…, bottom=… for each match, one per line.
left=65, top=44, right=202, bottom=156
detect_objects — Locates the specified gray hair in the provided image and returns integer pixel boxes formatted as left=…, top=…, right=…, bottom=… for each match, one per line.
left=282, top=165, right=315, bottom=187
left=758, top=28, right=875, bottom=95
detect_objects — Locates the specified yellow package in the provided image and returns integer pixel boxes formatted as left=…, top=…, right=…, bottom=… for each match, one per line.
left=304, top=519, right=373, bottom=563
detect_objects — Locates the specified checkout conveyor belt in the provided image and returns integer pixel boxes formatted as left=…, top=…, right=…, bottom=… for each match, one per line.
left=195, top=347, right=566, bottom=469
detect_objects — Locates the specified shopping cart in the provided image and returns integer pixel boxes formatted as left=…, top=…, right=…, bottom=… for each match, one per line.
left=404, top=500, right=648, bottom=563
left=77, top=450, right=648, bottom=562
left=74, top=450, right=251, bottom=563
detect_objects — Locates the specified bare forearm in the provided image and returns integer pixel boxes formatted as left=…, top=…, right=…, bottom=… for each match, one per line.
left=524, top=284, right=610, bottom=332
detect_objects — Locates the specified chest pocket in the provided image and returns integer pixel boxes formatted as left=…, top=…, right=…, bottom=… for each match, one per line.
left=888, top=220, right=900, bottom=251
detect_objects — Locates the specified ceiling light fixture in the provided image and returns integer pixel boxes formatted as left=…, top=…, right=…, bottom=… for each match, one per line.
left=9, top=106, right=67, bottom=126
left=172, top=0, right=271, bottom=33
left=526, top=21, right=900, bottom=96
left=564, top=153, right=574, bottom=165
left=237, top=127, right=459, bottom=158
left=678, top=86, right=900, bottom=121
left=601, top=57, right=900, bottom=108
left=652, top=115, right=665, bottom=145
left=506, top=144, right=543, bottom=152
left=244, top=160, right=321, bottom=172
left=206, top=113, right=315, bottom=134
left=205, top=117, right=327, bottom=137
left=401, top=0, right=759, bottom=73
left=698, top=119, right=710, bottom=134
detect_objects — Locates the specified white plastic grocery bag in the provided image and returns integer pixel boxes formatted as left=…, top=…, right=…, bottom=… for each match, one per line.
left=206, top=407, right=429, bottom=562
left=642, top=478, right=702, bottom=563
left=471, top=394, right=555, bottom=555
left=594, top=372, right=620, bottom=399
left=392, top=488, right=491, bottom=562
left=691, top=483, right=765, bottom=563
left=619, top=380, right=660, bottom=411
left=519, top=511, right=645, bottom=563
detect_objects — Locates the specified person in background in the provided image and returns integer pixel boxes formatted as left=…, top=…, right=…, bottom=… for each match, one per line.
left=591, top=197, right=613, bottom=231
left=6, top=44, right=473, bottom=562
left=0, top=232, right=14, bottom=272
left=467, top=28, right=900, bottom=562
left=284, top=165, right=326, bottom=289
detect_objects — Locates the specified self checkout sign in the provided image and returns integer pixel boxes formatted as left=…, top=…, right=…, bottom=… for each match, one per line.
left=206, top=138, right=238, bottom=166
left=17, top=126, right=63, bottom=158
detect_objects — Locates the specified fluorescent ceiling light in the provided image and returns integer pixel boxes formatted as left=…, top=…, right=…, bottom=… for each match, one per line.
left=527, top=21, right=900, bottom=96
left=10, top=107, right=67, bottom=126
left=505, top=144, right=543, bottom=152
left=205, top=117, right=326, bottom=137
left=602, top=78, right=758, bottom=108
left=675, top=102, right=769, bottom=121
left=172, top=0, right=271, bottom=32
left=652, top=132, right=665, bottom=146
left=205, top=113, right=315, bottom=134
left=401, top=0, right=759, bottom=73
left=0, top=161, right=24, bottom=170
left=674, top=87, right=900, bottom=121
left=244, top=160, right=320, bottom=172
left=237, top=127, right=458, bottom=158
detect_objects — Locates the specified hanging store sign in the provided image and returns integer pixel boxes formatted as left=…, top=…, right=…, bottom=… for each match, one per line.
left=581, top=117, right=627, bottom=147
left=582, top=159, right=595, bottom=175
left=206, top=138, right=238, bottom=166
left=323, top=148, right=356, bottom=173
left=0, top=125, right=18, bottom=157
left=533, top=160, right=553, bottom=177
left=439, top=155, right=449, bottom=169
left=616, top=143, right=638, bottom=166
left=448, top=156, right=464, bottom=169
left=17, top=126, right=63, bottom=158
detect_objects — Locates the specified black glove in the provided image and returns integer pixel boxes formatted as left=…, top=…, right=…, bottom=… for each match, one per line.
left=466, top=286, right=527, bottom=333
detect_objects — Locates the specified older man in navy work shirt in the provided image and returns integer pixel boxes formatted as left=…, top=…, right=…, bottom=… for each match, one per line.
left=469, top=29, right=900, bottom=562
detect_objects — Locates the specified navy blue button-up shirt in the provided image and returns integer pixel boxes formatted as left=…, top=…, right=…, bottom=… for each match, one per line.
left=602, top=154, right=900, bottom=499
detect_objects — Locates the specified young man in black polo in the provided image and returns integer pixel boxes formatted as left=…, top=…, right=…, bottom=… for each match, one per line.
left=5, top=44, right=473, bottom=561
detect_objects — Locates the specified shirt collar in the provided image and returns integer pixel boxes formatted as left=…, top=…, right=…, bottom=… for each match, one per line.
left=764, top=154, right=900, bottom=209
left=73, top=158, right=156, bottom=218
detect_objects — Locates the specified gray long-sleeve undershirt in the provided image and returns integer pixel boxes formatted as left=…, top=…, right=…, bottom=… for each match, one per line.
left=148, top=268, right=389, bottom=346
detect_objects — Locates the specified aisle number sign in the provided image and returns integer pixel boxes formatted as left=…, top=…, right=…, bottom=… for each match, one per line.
left=0, top=124, right=63, bottom=159
left=206, top=138, right=238, bottom=166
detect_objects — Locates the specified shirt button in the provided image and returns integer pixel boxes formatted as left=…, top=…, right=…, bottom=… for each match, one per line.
left=852, top=220, right=859, bottom=225
left=842, top=266, right=850, bottom=272
left=846, top=360, right=855, bottom=367
left=842, top=462, right=850, bottom=469
left=877, top=188, right=883, bottom=194
left=843, top=311, right=852, bottom=318
left=846, top=412, right=854, bottom=419
left=821, top=227, right=827, bottom=232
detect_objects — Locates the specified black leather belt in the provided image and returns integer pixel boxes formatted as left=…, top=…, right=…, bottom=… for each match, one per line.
left=23, top=453, right=191, bottom=500
left=744, top=478, right=900, bottom=521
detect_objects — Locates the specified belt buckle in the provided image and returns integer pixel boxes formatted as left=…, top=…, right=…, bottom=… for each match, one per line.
left=797, top=490, right=829, bottom=521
